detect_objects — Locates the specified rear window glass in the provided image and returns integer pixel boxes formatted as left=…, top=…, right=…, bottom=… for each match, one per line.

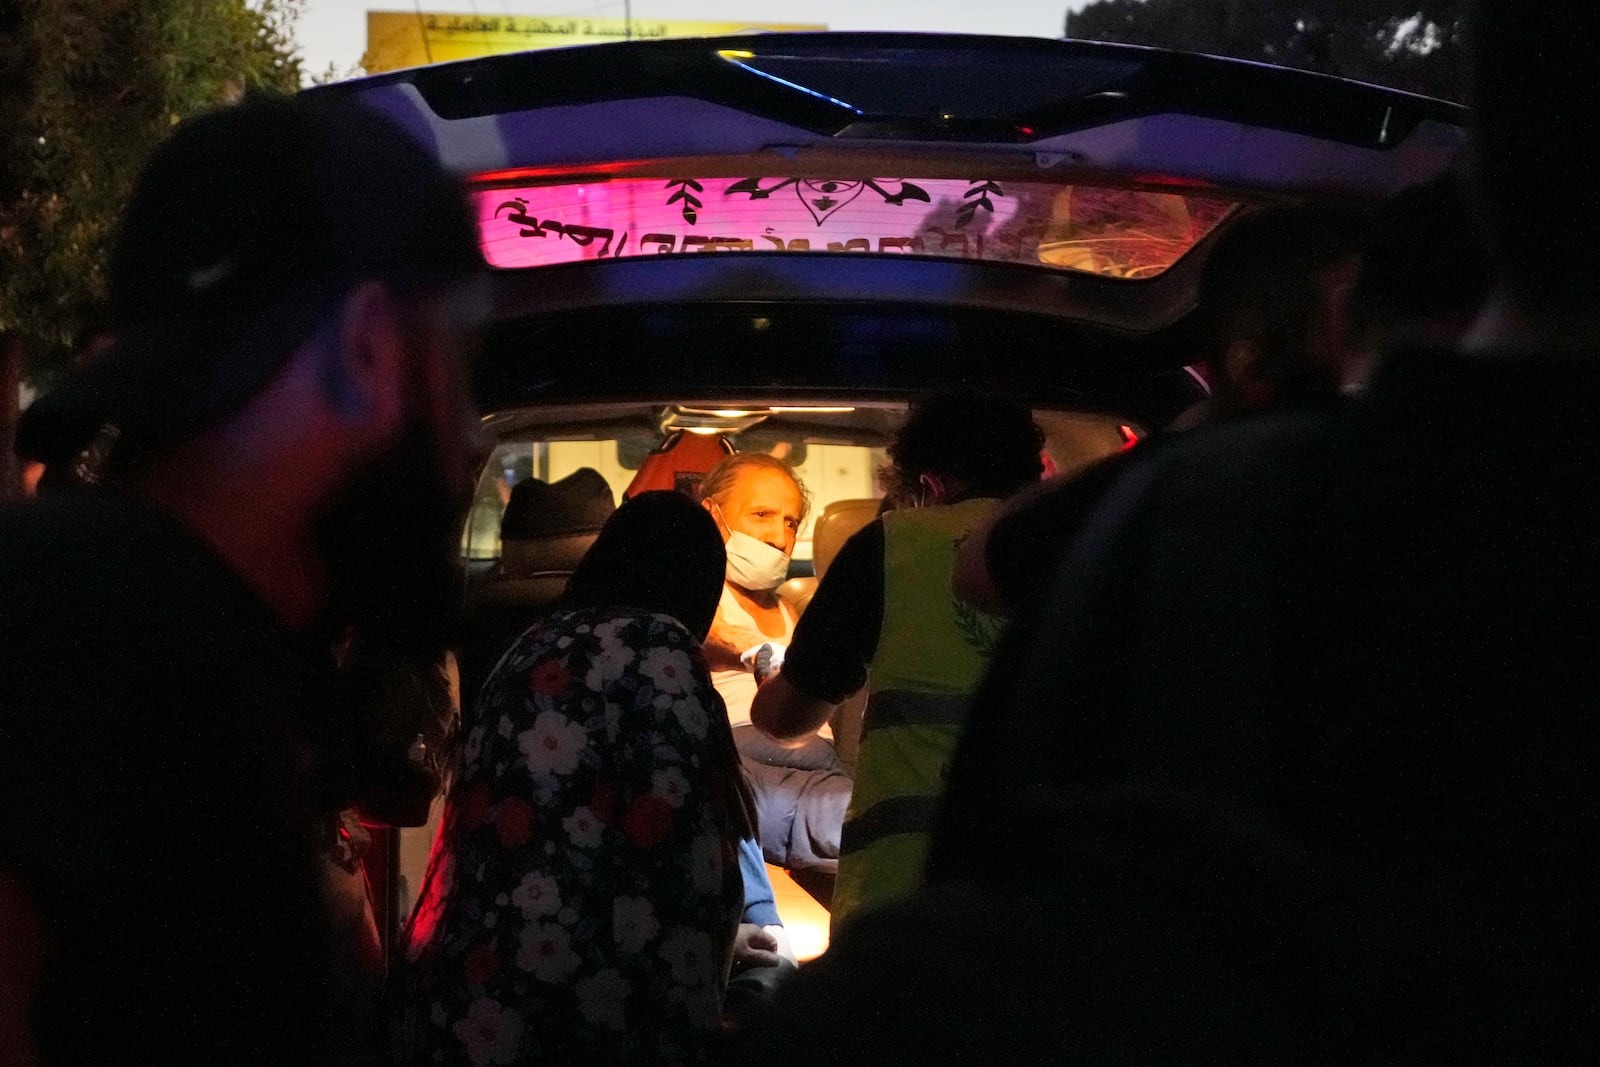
left=463, top=438, right=883, bottom=563
left=462, top=409, right=1137, bottom=563
left=473, top=177, right=1235, bottom=280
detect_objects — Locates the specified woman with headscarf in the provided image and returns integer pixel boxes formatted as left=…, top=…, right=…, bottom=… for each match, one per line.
left=391, top=491, right=751, bottom=1065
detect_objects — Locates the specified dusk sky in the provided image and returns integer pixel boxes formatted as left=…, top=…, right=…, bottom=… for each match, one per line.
left=298, top=1, right=1099, bottom=78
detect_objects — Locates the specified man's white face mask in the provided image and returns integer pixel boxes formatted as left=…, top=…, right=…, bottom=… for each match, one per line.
left=723, top=529, right=791, bottom=591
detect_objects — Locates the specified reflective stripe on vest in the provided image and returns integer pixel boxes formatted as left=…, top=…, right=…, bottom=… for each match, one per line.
left=831, top=499, right=1003, bottom=930
left=838, top=793, right=941, bottom=857
left=858, top=689, right=971, bottom=736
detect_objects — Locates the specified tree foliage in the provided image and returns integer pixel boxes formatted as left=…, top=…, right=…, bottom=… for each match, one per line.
left=1065, top=0, right=1467, bottom=101
left=0, top=0, right=303, bottom=380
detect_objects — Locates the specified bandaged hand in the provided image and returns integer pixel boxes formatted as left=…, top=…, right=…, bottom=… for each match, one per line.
left=733, top=923, right=782, bottom=969
left=739, top=642, right=787, bottom=683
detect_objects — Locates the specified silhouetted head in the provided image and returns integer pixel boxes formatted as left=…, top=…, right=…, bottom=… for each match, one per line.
left=1353, top=172, right=1491, bottom=352
left=1199, top=205, right=1363, bottom=413
left=19, top=92, right=486, bottom=658
left=882, top=394, right=1044, bottom=506
left=564, top=490, right=727, bottom=641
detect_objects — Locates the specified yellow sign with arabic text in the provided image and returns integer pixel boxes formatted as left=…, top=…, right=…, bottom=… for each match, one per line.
left=365, top=11, right=828, bottom=72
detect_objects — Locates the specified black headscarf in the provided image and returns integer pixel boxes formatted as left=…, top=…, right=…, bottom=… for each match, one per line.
left=562, top=490, right=726, bottom=642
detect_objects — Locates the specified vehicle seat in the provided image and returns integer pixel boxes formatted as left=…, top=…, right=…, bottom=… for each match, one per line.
left=623, top=431, right=733, bottom=499
left=776, top=497, right=881, bottom=615
left=815, top=498, right=881, bottom=574
left=458, top=469, right=616, bottom=710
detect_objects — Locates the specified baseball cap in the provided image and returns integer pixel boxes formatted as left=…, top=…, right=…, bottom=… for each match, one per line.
left=19, top=92, right=484, bottom=466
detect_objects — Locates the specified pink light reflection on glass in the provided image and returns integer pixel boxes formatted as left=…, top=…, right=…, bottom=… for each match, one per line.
left=471, top=176, right=1234, bottom=278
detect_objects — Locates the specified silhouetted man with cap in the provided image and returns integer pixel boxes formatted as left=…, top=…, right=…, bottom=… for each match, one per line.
left=0, top=93, right=485, bottom=1064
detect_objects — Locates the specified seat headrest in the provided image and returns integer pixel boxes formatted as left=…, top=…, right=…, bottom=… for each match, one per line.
left=500, top=534, right=596, bottom=578
left=473, top=572, right=573, bottom=610
left=813, top=498, right=881, bottom=579
left=502, top=467, right=615, bottom=539
left=500, top=467, right=615, bottom=578
left=623, top=431, right=733, bottom=499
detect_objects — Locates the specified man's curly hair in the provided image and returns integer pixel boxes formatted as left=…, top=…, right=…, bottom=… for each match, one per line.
left=881, top=394, right=1044, bottom=502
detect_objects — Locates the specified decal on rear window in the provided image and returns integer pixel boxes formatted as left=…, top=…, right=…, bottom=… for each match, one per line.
left=473, top=176, right=1234, bottom=279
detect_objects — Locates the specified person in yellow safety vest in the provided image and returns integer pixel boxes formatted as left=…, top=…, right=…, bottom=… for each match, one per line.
left=751, top=394, right=1046, bottom=929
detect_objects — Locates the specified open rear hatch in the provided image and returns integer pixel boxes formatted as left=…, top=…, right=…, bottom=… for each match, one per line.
left=311, top=34, right=1465, bottom=417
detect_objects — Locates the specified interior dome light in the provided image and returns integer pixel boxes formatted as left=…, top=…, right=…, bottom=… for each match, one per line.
left=768, top=406, right=856, bottom=413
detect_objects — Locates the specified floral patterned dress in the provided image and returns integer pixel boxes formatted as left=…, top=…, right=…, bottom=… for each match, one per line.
left=390, top=608, right=745, bottom=1065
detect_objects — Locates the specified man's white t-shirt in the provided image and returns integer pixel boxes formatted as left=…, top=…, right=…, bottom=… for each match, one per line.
left=711, top=584, right=798, bottom=729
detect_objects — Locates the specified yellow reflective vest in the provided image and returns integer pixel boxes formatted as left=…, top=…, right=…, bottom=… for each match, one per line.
left=831, top=498, right=1003, bottom=929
